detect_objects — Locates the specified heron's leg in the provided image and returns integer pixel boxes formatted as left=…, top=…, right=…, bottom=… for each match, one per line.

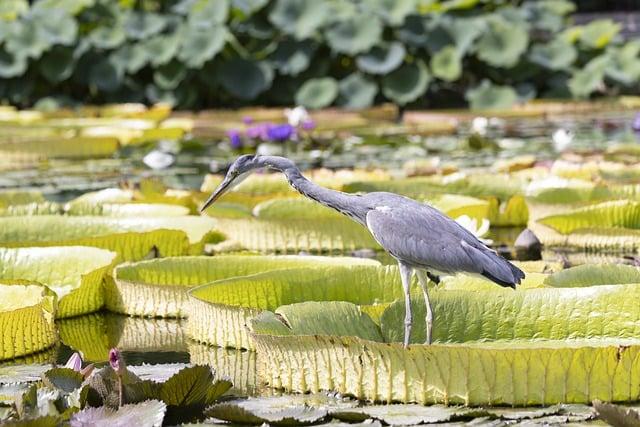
left=416, top=270, right=434, bottom=345
left=398, top=262, right=414, bottom=348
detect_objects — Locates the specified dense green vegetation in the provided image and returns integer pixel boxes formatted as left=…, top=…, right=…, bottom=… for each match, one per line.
left=1, top=0, right=639, bottom=109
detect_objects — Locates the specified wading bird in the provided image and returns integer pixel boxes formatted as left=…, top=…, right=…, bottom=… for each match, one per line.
left=201, top=155, right=524, bottom=346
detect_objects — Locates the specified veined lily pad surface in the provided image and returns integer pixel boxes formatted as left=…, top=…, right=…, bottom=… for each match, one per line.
left=0, top=246, right=116, bottom=318
left=0, top=281, right=56, bottom=360
left=0, top=216, right=223, bottom=261
left=111, top=255, right=379, bottom=317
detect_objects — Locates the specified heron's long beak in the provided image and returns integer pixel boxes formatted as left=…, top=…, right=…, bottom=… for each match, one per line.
left=200, top=176, right=234, bottom=212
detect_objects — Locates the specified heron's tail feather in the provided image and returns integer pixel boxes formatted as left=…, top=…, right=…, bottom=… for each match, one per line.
left=461, top=241, right=525, bottom=288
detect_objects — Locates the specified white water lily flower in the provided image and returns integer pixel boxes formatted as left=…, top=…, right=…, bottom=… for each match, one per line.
left=143, top=150, right=175, bottom=170
left=456, top=215, right=493, bottom=245
left=552, top=128, right=574, bottom=152
left=64, top=352, right=83, bottom=371
left=471, top=117, right=488, bottom=135
left=525, top=175, right=592, bottom=197
left=284, top=106, right=310, bottom=127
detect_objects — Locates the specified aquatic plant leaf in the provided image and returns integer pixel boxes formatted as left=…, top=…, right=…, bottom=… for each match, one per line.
left=487, top=195, right=529, bottom=226
left=337, top=73, right=378, bottom=110
left=207, top=402, right=328, bottom=425
left=189, top=343, right=258, bottom=394
left=380, top=285, right=640, bottom=344
left=0, top=216, right=222, bottom=262
left=593, top=400, right=640, bottom=427
left=66, top=203, right=190, bottom=217
left=219, top=59, right=274, bottom=100
left=545, top=264, right=640, bottom=288
left=537, top=200, right=640, bottom=234
left=431, top=45, right=462, bottom=81
left=579, top=19, right=621, bottom=49
left=253, top=297, right=640, bottom=405
left=356, top=42, right=406, bottom=75
left=294, top=77, right=338, bottom=109
left=253, top=197, right=343, bottom=220
left=268, top=0, right=329, bottom=40
left=475, top=15, right=528, bottom=67
left=270, top=40, right=315, bottom=76
left=0, top=136, right=120, bottom=161
left=111, top=255, right=378, bottom=317
left=0, top=246, right=115, bottom=318
left=254, top=301, right=383, bottom=341
left=568, top=54, right=608, bottom=98
left=529, top=38, right=577, bottom=71
left=188, top=265, right=400, bottom=349
left=325, top=15, right=382, bottom=55
left=0, top=281, right=56, bottom=361
left=381, top=60, right=430, bottom=105
left=70, top=399, right=166, bottom=427
left=466, top=80, right=518, bottom=110
left=177, top=24, right=228, bottom=68
left=42, top=368, right=83, bottom=393
left=159, top=365, right=231, bottom=424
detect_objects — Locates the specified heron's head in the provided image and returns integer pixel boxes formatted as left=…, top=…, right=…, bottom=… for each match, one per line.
left=200, top=154, right=259, bottom=212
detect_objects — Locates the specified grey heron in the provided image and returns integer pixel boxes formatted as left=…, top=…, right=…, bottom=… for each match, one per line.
left=201, top=155, right=524, bottom=346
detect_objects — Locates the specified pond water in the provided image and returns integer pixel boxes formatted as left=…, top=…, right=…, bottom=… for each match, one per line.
left=1, top=108, right=639, bottom=421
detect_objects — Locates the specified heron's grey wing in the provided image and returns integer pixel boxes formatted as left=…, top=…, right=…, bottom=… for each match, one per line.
left=365, top=203, right=524, bottom=287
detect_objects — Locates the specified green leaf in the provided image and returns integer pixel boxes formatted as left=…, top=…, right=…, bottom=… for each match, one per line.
left=381, top=61, right=430, bottom=105
left=364, top=0, right=415, bottom=26
left=31, top=7, right=77, bottom=46
left=153, top=60, right=187, bottom=91
left=270, top=40, right=315, bottom=76
left=579, top=19, right=621, bottom=49
left=255, top=301, right=383, bottom=341
left=5, top=20, right=50, bottom=59
left=466, top=80, right=518, bottom=110
left=430, top=45, right=462, bottom=82
left=89, top=57, right=123, bottom=92
left=475, top=15, right=529, bottom=67
left=232, top=0, right=268, bottom=14
left=356, top=42, right=405, bottom=75
left=0, top=246, right=115, bottom=318
left=143, top=32, right=181, bottom=67
left=0, top=281, right=56, bottom=361
left=294, top=77, right=338, bottom=109
left=537, top=200, right=640, bottom=234
left=268, top=0, right=329, bottom=41
left=568, top=55, right=608, bottom=98
left=445, top=16, right=485, bottom=54
left=89, top=23, right=126, bottom=49
left=39, top=46, right=76, bottom=83
left=326, top=15, right=382, bottom=55
left=124, top=11, right=166, bottom=40
left=0, top=48, right=27, bottom=78
left=111, top=254, right=378, bottom=317
left=70, top=399, right=166, bottom=427
left=219, top=59, right=274, bottom=100
left=159, top=365, right=231, bottom=424
left=188, top=265, right=398, bottom=349
left=43, top=368, right=84, bottom=393
left=111, top=44, right=149, bottom=75
left=186, top=0, right=229, bottom=26
left=337, top=73, right=378, bottom=109
left=0, top=215, right=222, bottom=262
left=177, top=24, right=228, bottom=68
left=529, top=38, right=577, bottom=71
left=545, top=264, right=640, bottom=288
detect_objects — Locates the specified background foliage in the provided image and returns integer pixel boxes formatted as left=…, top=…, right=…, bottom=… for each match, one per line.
left=0, top=0, right=639, bottom=110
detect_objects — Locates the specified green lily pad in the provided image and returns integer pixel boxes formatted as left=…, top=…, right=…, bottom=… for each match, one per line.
left=579, top=19, right=621, bottom=49
left=177, top=24, right=228, bottom=69
left=466, top=80, right=518, bottom=110
left=270, top=40, right=315, bottom=76
left=356, top=42, right=406, bottom=75
left=0, top=246, right=115, bottom=318
left=325, top=15, right=382, bottom=55
left=268, top=0, right=329, bottom=41
left=0, top=281, right=56, bottom=361
left=381, top=60, right=430, bottom=105
left=219, top=59, right=274, bottom=100
left=475, top=15, right=529, bottom=67
left=430, top=45, right=462, bottom=82
left=110, top=254, right=378, bottom=318
left=545, top=264, right=640, bottom=287
left=70, top=399, right=166, bottom=427
left=537, top=200, right=640, bottom=234
left=294, top=77, right=338, bottom=109
left=529, top=38, right=577, bottom=71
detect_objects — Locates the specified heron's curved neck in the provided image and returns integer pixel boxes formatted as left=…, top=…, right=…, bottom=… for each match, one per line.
left=257, top=156, right=367, bottom=224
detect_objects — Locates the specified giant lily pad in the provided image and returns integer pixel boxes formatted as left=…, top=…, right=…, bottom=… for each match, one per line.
left=252, top=291, right=640, bottom=405
left=0, top=246, right=115, bottom=318
left=381, top=61, right=430, bottom=105
left=537, top=200, right=640, bottom=234
left=0, top=216, right=222, bottom=262
left=268, top=0, right=329, bottom=41
left=0, top=281, right=56, bottom=361
left=188, top=265, right=401, bottom=349
left=475, top=15, right=529, bottom=67
left=294, top=78, right=338, bottom=109
left=325, top=15, right=382, bottom=55
left=356, top=42, right=406, bottom=75
left=110, top=255, right=378, bottom=318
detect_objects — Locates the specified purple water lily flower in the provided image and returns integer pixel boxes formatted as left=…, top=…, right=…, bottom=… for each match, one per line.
left=301, top=119, right=316, bottom=131
left=267, top=123, right=295, bottom=142
left=65, top=352, right=83, bottom=371
left=109, top=348, right=122, bottom=372
left=227, top=129, right=243, bottom=149
left=632, top=112, right=640, bottom=132
left=246, top=123, right=270, bottom=140
left=242, top=116, right=253, bottom=125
